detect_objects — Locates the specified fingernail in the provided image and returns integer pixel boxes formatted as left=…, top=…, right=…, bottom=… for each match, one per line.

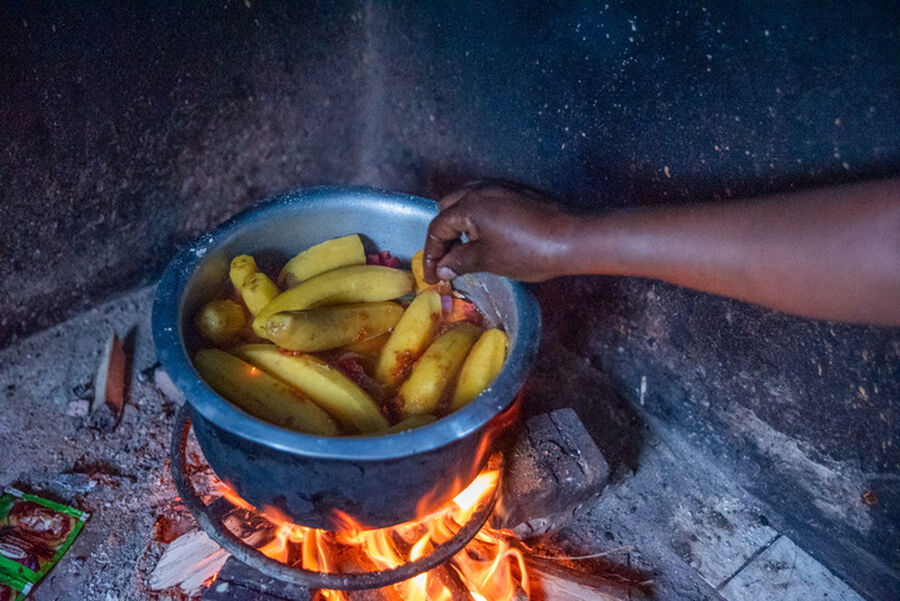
left=436, top=266, right=458, bottom=280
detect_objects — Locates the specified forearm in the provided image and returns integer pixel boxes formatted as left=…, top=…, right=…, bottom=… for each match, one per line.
left=561, top=179, right=900, bottom=325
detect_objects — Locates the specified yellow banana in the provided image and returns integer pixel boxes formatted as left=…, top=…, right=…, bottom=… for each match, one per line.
left=193, top=348, right=338, bottom=435
left=411, top=249, right=428, bottom=292
left=253, top=265, right=413, bottom=335
left=233, top=344, right=389, bottom=433
left=240, top=272, right=280, bottom=316
left=350, top=413, right=437, bottom=437
left=229, top=255, right=258, bottom=290
left=260, top=302, right=403, bottom=352
left=375, top=290, right=442, bottom=388
left=194, top=300, right=246, bottom=344
left=339, top=331, right=391, bottom=358
left=278, top=234, right=366, bottom=288
left=397, top=323, right=482, bottom=417
left=451, top=329, right=507, bottom=410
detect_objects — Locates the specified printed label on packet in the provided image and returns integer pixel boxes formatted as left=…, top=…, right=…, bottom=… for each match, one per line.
left=0, top=569, right=31, bottom=601
left=0, top=488, right=89, bottom=593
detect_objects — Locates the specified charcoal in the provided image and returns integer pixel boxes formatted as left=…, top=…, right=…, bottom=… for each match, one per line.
left=207, top=557, right=312, bottom=601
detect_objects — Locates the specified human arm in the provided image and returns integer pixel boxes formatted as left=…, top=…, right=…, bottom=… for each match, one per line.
left=423, top=179, right=900, bottom=326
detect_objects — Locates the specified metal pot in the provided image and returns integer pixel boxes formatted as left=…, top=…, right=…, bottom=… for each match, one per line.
left=152, top=187, right=540, bottom=529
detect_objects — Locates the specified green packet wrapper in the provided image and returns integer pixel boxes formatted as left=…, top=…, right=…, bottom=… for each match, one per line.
left=0, top=570, right=31, bottom=601
left=0, top=488, right=89, bottom=588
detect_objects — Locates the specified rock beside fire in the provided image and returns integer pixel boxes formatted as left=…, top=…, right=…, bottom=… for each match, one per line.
left=498, top=408, right=610, bottom=538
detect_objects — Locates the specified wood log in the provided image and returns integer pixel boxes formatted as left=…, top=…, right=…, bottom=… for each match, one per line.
left=148, top=529, right=229, bottom=595
left=91, top=331, right=127, bottom=430
left=525, top=555, right=651, bottom=601
left=209, top=557, right=312, bottom=600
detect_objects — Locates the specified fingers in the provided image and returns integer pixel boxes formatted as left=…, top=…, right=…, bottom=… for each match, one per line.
left=437, top=180, right=483, bottom=211
left=436, top=239, right=485, bottom=281
left=423, top=203, right=473, bottom=284
left=437, top=187, right=471, bottom=212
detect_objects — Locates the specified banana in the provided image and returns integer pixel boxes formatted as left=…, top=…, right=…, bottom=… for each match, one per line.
left=397, top=323, right=482, bottom=417
left=451, top=329, right=508, bottom=410
left=350, top=413, right=437, bottom=437
left=375, top=290, right=442, bottom=388
left=411, top=249, right=428, bottom=292
left=340, top=331, right=391, bottom=358
left=278, top=234, right=366, bottom=288
left=194, top=300, right=246, bottom=344
left=387, top=413, right=437, bottom=432
left=260, top=302, right=404, bottom=352
left=253, top=265, right=414, bottom=335
left=229, top=255, right=258, bottom=290
left=233, top=344, right=389, bottom=433
left=193, top=348, right=338, bottom=435
left=240, top=272, right=280, bottom=315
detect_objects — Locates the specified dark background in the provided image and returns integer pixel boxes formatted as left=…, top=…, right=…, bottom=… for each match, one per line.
left=1, top=2, right=898, bottom=598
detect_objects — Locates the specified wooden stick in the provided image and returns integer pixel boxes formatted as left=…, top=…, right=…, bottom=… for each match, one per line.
left=149, top=529, right=229, bottom=595
left=525, top=555, right=652, bottom=601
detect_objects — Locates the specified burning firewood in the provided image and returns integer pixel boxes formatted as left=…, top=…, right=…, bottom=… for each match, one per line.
left=150, top=498, right=273, bottom=596
left=184, top=409, right=643, bottom=601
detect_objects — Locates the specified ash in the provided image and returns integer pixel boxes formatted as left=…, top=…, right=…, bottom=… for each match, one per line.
left=0, top=284, right=870, bottom=601
left=0, top=286, right=185, bottom=601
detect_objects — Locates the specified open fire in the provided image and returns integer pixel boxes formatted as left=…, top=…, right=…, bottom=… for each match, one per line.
left=212, top=463, right=527, bottom=600
left=153, top=406, right=639, bottom=600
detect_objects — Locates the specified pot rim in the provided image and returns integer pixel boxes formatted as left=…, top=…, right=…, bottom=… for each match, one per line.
left=152, top=186, right=541, bottom=461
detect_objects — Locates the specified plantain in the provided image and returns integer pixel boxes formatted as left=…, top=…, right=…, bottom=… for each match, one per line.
left=349, top=413, right=437, bottom=437
left=375, top=290, right=442, bottom=388
left=451, top=329, right=507, bottom=410
left=278, top=234, right=366, bottom=289
left=411, top=249, right=428, bottom=292
left=239, top=272, right=280, bottom=316
left=260, top=302, right=403, bottom=352
left=387, top=413, right=437, bottom=432
left=193, top=348, right=338, bottom=435
left=233, top=344, right=389, bottom=433
left=397, top=323, right=482, bottom=417
left=339, top=331, right=391, bottom=358
left=229, top=255, right=258, bottom=290
left=253, top=265, right=413, bottom=335
left=194, top=300, right=246, bottom=344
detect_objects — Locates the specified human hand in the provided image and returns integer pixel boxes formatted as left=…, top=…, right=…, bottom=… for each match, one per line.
left=423, top=181, right=573, bottom=283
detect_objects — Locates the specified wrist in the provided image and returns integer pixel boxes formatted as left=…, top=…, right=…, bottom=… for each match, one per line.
left=541, top=211, right=583, bottom=277
left=548, top=211, right=630, bottom=277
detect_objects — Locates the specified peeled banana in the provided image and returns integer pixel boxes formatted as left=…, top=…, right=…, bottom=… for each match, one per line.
left=451, top=329, right=507, bottom=410
left=397, top=323, right=482, bottom=417
left=194, top=300, right=246, bottom=344
left=233, top=344, right=389, bottom=433
left=193, top=348, right=338, bottom=435
left=375, top=290, right=442, bottom=388
left=240, top=272, right=280, bottom=316
left=278, top=234, right=366, bottom=288
left=253, top=265, right=413, bottom=335
left=229, top=255, right=258, bottom=290
left=260, top=302, right=403, bottom=352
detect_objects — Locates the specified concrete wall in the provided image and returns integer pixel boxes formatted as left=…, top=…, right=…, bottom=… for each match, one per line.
left=2, top=2, right=898, bottom=598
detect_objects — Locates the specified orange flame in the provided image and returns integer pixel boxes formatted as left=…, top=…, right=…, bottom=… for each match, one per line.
left=215, top=464, right=527, bottom=600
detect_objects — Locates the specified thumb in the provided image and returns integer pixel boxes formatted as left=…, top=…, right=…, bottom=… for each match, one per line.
left=435, top=240, right=485, bottom=280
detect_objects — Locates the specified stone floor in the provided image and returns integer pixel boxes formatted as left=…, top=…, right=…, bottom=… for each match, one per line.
left=0, top=285, right=870, bottom=600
